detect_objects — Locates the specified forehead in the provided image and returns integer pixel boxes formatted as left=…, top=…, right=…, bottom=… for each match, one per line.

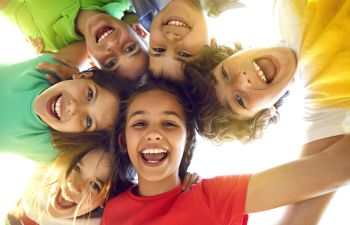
left=149, top=57, right=184, bottom=80
left=128, top=89, right=184, bottom=116
left=81, top=149, right=114, bottom=173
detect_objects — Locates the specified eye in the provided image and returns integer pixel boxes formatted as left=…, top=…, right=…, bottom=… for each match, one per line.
left=132, top=121, right=146, bottom=127
left=90, top=181, right=101, bottom=192
left=86, top=115, right=93, bottom=128
left=87, top=88, right=93, bottom=102
left=73, top=164, right=81, bottom=174
left=177, top=51, right=192, bottom=58
left=125, top=43, right=136, bottom=53
left=163, top=121, right=177, bottom=127
left=105, top=58, right=117, bottom=69
left=153, top=48, right=165, bottom=53
left=235, top=95, right=245, bottom=108
left=221, top=65, right=229, bottom=80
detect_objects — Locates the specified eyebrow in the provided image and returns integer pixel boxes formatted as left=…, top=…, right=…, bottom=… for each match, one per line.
left=91, top=83, right=99, bottom=131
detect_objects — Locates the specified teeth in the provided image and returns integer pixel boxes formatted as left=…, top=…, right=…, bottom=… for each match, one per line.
left=253, top=61, right=267, bottom=83
left=98, top=29, right=114, bottom=43
left=141, top=149, right=167, bottom=154
left=52, top=96, right=62, bottom=119
left=61, top=188, right=75, bottom=204
left=167, top=20, right=188, bottom=28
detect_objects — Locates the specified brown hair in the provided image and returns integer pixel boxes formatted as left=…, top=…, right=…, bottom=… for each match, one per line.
left=116, top=75, right=197, bottom=179
left=184, top=43, right=287, bottom=144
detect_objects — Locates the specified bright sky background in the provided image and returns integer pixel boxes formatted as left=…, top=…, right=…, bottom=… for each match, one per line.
left=0, top=0, right=349, bottom=224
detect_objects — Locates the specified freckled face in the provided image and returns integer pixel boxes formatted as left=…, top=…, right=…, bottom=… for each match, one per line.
left=48, top=148, right=114, bottom=219
left=212, top=47, right=296, bottom=119
left=149, top=0, right=209, bottom=80
left=33, top=78, right=119, bottom=132
left=84, top=13, right=149, bottom=79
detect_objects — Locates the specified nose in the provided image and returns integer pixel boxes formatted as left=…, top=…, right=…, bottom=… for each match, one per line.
left=145, top=129, right=163, bottom=141
left=164, top=32, right=182, bottom=41
left=106, top=38, right=119, bottom=53
left=67, top=99, right=77, bottom=116
left=68, top=178, right=85, bottom=194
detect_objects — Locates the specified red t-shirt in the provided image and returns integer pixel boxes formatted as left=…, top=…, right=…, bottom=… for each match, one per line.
left=101, top=175, right=250, bottom=225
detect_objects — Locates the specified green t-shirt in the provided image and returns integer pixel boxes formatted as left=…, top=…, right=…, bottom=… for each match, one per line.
left=0, top=54, right=57, bottom=163
left=1, top=0, right=131, bottom=52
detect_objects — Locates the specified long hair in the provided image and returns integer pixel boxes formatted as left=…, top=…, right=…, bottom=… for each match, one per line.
left=116, top=75, right=197, bottom=179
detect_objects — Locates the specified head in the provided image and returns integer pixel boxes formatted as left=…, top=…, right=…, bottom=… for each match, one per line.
left=184, top=43, right=296, bottom=143
left=45, top=131, right=133, bottom=219
left=149, top=0, right=209, bottom=80
left=118, top=76, right=196, bottom=192
left=82, top=12, right=149, bottom=79
left=34, top=68, right=131, bottom=133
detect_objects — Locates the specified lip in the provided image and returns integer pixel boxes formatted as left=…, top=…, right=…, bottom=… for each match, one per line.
left=54, top=188, right=76, bottom=210
left=139, top=145, right=169, bottom=167
left=46, top=94, right=61, bottom=120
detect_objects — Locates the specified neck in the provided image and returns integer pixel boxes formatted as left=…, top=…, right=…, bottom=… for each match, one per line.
left=137, top=174, right=181, bottom=197
left=75, top=10, right=100, bottom=36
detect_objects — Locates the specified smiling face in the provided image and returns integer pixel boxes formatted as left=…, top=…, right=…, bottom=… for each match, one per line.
left=125, top=89, right=187, bottom=195
left=149, top=0, right=209, bottom=80
left=48, top=148, right=114, bottom=219
left=212, top=47, right=297, bottom=119
left=84, top=13, right=149, bottom=79
left=33, top=78, right=119, bottom=133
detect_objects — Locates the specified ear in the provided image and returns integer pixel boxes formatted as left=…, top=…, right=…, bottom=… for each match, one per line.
left=131, top=23, right=148, bottom=39
left=72, top=71, right=94, bottom=80
left=118, top=133, right=127, bottom=153
left=210, top=38, right=217, bottom=47
left=263, top=106, right=277, bottom=120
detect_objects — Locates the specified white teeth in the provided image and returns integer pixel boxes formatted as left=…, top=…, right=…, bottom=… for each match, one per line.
left=97, top=29, right=114, bottom=43
left=167, top=20, right=188, bottom=28
left=141, top=149, right=167, bottom=154
left=52, top=96, right=62, bottom=119
left=61, top=188, right=75, bottom=204
left=253, top=61, right=267, bottom=83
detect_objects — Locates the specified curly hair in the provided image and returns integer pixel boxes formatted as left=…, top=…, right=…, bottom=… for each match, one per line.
left=184, top=43, right=289, bottom=144
left=116, top=74, right=197, bottom=180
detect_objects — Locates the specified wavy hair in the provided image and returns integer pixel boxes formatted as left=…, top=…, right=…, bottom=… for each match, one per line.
left=184, top=43, right=289, bottom=144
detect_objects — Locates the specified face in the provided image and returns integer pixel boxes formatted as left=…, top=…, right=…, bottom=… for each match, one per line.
left=48, top=148, right=114, bottom=219
left=33, top=78, right=119, bottom=132
left=125, top=89, right=187, bottom=189
left=84, top=13, right=149, bottom=79
left=149, top=0, right=209, bottom=80
left=212, top=47, right=297, bottom=119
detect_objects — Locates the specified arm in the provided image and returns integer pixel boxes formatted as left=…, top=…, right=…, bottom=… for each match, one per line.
left=245, top=135, right=350, bottom=213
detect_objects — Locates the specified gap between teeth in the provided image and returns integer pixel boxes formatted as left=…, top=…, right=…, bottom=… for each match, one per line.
left=142, top=149, right=167, bottom=154
left=98, top=29, right=113, bottom=43
left=253, top=61, right=267, bottom=83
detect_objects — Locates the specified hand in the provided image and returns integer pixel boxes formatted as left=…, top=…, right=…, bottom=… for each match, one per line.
left=182, top=172, right=200, bottom=191
left=204, top=0, right=245, bottom=17
left=36, top=60, right=79, bottom=84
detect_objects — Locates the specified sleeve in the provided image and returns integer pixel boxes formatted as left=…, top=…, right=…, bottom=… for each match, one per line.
left=303, top=108, right=350, bottom=144
left=81, top=0, right=131, bottom=20
left=201, top=175, right=251, bottom=225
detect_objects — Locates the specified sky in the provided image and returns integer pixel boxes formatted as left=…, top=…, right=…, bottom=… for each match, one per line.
left=0, top=0, right=349, bottom=224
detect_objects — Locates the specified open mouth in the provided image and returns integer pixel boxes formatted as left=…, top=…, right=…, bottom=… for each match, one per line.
left=253, top=58, right=277, bottom=84
left=95, top=26, right=115, bottom=43
left=164, top=17, right=191, bottom=29
left=55, top=188, right=76, bottom=210
left=46, top=94, right=62, bottom=120
left=140, top=148, right=168, bottom=164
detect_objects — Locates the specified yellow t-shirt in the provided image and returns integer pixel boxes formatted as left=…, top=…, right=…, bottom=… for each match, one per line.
left=278, top=0, right=350, bottom=142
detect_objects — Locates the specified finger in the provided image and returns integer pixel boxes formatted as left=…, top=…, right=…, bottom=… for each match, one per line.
left=36, top=62, right=59, bottom=72
left=45, top=74, right=60, bottom=84
left=190, top=172, right=200, bottom=184
left=52, top=55, right=75, bottom=69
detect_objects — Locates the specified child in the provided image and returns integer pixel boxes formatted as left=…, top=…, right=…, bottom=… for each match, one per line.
left=183, top=0, right=350, bottom=224
left=8, top=130, right=199, bottom=225
left=0, top=0, right=148, bottom=79
left=101, top=76, right=350, bottom=225
left=147, top=0, right=244, bottom=80
left=0, top=53, right=130, bottom=163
